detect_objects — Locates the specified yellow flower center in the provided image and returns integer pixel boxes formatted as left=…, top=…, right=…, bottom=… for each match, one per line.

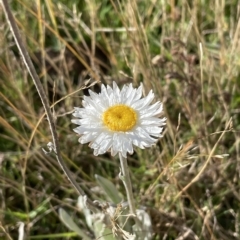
left=102, top=104, right=137, bottom=132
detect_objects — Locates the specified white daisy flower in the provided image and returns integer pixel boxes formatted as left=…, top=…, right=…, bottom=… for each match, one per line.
left=72, top=82, right=166, bottom=158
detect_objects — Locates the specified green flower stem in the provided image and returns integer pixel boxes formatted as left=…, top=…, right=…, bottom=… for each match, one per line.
left=119, top=153, right=142, bottom=231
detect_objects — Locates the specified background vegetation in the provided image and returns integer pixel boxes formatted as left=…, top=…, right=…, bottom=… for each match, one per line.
left=0, top=0, right=240, bottom=239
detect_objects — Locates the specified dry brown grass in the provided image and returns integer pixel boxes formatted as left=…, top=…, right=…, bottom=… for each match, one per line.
left=0, top=0, right=240, bottom=239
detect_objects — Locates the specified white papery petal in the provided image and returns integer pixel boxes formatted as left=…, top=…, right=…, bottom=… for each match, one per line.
left=133, top=84, right=143, bottom=102
left=88, top=89, right=99, bottom=100
left=79, top=132, right=98, bottom=144
left=72, top=81, right=166, bottom=156
left=140, top=118, right=165, bottom=126
left=124, top=88, right=136, bottom=105
left=132, top=92, right=154, bottom=110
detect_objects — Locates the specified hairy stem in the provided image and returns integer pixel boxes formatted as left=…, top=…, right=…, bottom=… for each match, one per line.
left=119, top=153, right=143, bottom=232
left=1, top=0, right=97, bottom=210
left=119, top=153, right=136, bottom=215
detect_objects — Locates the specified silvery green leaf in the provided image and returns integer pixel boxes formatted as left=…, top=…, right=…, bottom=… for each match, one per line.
left=18, top=222, right=24, bottom=240
left=77, top=195, right=93, bottom=229
left=133, top=209, right=152, bottom=240
left=93, top=219, right=116, bottom=240
left=59, top=208, right=91, bottom=240
left=95, top=174, right=122, bottom=204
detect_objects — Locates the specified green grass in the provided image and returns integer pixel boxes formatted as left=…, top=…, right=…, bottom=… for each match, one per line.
left=0, top=0, right=240, bottom=239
